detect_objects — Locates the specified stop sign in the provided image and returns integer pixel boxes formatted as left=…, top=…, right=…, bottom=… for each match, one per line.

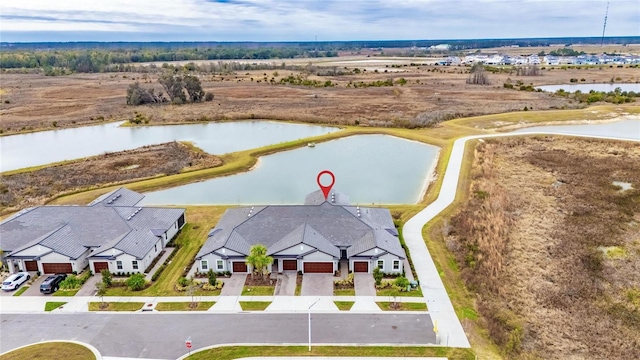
left=185, top=340, right=192, bottom=349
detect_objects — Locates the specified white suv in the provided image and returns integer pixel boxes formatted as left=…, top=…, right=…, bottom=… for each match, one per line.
left=2, top=272, right=31, bottom=291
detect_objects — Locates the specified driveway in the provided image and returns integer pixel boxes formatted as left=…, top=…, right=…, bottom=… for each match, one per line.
left=20, top=275, right=49, bottom=297
left=76, top=273, right=102, bottom=296
left=220, top=274, right=245, bottom=296
left=274, top=272, right=296, bottom=296
left=301, top=274, right=333, bottom=296
left=354, top=273, right=376, bottom=296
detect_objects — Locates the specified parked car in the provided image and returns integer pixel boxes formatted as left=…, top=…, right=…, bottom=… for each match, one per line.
left=40, top=273, right=67, bottom=294
left=2, top=272, right=31, bottom=291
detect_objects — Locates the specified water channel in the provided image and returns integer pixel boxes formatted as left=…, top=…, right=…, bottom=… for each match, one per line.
left=512, top=118, right=640, bottom=140
left=536, top=83, right=640, bottom=93
left=0, top=120, right=339, bottom=172
left=141, top=134, right=441, bottom=205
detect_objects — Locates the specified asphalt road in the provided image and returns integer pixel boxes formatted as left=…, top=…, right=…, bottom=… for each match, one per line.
left=0, top=313, right=435, bottom=359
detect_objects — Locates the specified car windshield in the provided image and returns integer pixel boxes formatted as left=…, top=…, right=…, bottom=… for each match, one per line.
left=2, top=281, right=12, bottom=285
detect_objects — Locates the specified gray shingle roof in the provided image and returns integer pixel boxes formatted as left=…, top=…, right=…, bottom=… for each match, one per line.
left=198, top=197, right=403, bottom=260
left=1, top=189, right=185, bottom=261
left=89, top=187, right=145, bottom=207
left=304, top=190, right=350, bottom=205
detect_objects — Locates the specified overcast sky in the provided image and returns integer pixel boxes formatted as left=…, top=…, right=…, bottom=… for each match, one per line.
left=1, top=0, right=638, bottom=42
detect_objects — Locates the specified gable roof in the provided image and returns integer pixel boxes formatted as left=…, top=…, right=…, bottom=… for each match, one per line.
left=197, top=195, right=404, bottom=260
left=1, top=189, right=185, bottom=261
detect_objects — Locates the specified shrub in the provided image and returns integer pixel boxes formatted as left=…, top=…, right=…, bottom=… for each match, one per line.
left=177, top=277, right=190, bottom=287
left=59, top=275, right=81, bottom=290
left=207, top=269, right=217, bottom=286
left=125, top=273, right=146, bottom=291
left=394, top=276, right=410, bottom=290
left=204, top=92, right=214, bottom=101
left=333, top=273, right=354, bottom=287
left=373, top=268, right=384, bottom=286
left=101, top=269, right=112, bottom=288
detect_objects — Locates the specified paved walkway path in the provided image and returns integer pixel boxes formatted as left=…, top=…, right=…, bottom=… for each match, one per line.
left=145, top=248, right=175, bottom=281
left=354, top=273, right=375, bottom=296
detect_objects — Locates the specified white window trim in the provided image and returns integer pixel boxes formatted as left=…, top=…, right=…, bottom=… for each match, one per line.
left=377, top=259, right=384, bottom=270
left=132, top=260, right=138, bottom=270
left=392, top=260, right=400, bottom=271
left=201, top=260, right=209, bottom=271
left=116, top=261, right=123, bottom=270
left=216, top=260, right=224, bottom=271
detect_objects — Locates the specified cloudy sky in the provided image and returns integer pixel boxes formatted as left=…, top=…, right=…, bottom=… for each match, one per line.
left=1, top=0, right=638, bottom=42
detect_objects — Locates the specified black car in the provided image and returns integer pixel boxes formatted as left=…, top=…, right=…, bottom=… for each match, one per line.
left=40, top=273, right=67, bottom=294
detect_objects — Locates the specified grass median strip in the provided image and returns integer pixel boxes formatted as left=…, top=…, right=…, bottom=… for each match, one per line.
left=239, top=301, right=271, bottom=311
left=155, top=302, right=216, bottom=311
left=377, top=302, right=427, bottom=311
left=44, top=302, right=67, bottom=312
left=334, top=301, right=355, bottom=311
left=185, top=345, right=475, bottom=360
left=0, top=341, right=96, bottom=360
left=13, top=287, right=28, bottom=296
left=88, top=302, right=145, bottom=311
left=376, top=287, right=423, bottom=297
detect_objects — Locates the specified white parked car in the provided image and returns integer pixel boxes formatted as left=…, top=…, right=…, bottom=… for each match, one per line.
left=2, top=272, right=31, bottom=291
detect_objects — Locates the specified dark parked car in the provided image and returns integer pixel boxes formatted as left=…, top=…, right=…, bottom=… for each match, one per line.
left=40, top=273, right=67, bottom=294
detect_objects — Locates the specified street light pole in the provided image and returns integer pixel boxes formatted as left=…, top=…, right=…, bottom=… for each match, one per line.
left=308, top=298, right=321, bottom=352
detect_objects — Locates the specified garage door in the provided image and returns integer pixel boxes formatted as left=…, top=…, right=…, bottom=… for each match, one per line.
left=42, top=263, right=72, bottom=274
left=354, top=261, right=369, bottom=273
left=303, top=262, right=333, bottom=273
left=232, top=262, right=248, bottom=273
left=25, top=260, right=39, bottom=272
left=283, top=260, right=297, bottom=271
left=93, top=262, right=109, bottom=273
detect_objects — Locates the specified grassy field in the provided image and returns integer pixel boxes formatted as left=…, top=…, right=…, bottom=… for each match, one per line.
left=44, top=302, right=67, bottom=312
left=13, top=287, right=28, bottom=296
left=242, top=285, right=275, bottom=296
left=334, top=301, right=355, bottom=311
left=0, top=342, right=95, bottom=360
left=88, top=302, right=145, bottom=311
left=377, top=302, right=427, bottom=311
left=239, top=301, right=271, bottom=311
left=185, top=345, right=475, bottom=360
left=155, top=302, right=216, bottom=311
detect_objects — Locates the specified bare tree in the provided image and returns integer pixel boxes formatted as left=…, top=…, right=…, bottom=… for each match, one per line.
left=466, top=63, right=491, bottom=85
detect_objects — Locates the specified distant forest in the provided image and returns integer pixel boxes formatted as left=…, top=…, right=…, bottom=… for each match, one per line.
left=1, top=36, right=638, bottom=73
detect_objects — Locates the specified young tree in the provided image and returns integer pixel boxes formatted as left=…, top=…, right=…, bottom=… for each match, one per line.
left=101, top=269, right=112, bottom=288
left=207, top=269, right=217, bottom=286
left=373, top=268, right=384, bottom=286
left=245, top=244, right=273, bottom=280
left=96, top=282, right=107, bottom=308
left=126, top=273, right=146, bottom=291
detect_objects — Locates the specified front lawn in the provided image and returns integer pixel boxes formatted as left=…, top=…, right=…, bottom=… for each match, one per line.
left=241, top=285, right=275, bottom=296
left=333, top=288, right=355, bottom=296
left=376, top=302, right=428, bottom=311
left=155, top=302, right=216, bottom=311
left=53, top=289, right=79, bottom=297
left=239, top=301, right=271, bottom=311
left=44, top=302, right=67, bottom=312
left=0, top=341, right=96, bottom=360
left=334, top=301, right=354, bottom=311
left=13, top=287, right=28, bottom=296
left=88, top=302, right=145, bottom=311
left=376, top=286, right=423, bottom=297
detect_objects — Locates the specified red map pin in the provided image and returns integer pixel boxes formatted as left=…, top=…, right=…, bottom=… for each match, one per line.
left=317, top=170, right=335, bottom=201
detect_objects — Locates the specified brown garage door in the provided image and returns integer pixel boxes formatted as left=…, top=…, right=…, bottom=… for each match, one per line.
left=25, top=260, right=39, bottom=272
left=232, top=262, right=248, bottom=273
left=42, top=263, right=72, bottom=274
left=303, top=262, right=333, bottom=273
left=93, top=262, right=109, bottom=273
left=283, top=260, right=297, bottom=271
left=354, top=261, right=369, bottom=273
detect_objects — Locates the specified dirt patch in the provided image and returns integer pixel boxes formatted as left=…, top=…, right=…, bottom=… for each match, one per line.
left=0, top=141, right=221, bottom=213
left=245, top=274, right=275, bottom=286
left=447, top=137, right=640, bottom=359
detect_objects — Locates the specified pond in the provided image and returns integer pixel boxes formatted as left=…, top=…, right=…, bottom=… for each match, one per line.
left=512, top=118, right=640, bottom=140
left=536, top=83, right=640, bottom=93
left=140, top=135, right=440, bottom=205
left=0, top=121, right=339, bottom=172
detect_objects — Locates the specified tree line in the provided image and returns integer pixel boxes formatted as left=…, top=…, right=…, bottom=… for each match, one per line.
left=0, top=47, right=338, bottom=72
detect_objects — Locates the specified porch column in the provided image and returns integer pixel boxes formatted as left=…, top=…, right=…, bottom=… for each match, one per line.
left=8, top=260, right=16, bottom=273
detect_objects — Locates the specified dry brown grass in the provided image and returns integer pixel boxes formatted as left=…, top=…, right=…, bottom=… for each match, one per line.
left=447, top=136, right=640, bottom=359
left=0, top=141, right=221, bottom=213
left=2, top=59, right=636, bottom=134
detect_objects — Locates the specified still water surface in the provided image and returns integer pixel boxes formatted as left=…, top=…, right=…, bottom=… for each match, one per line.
left=512, top=119, right=640, bottom=140
left=0, top=121, right=338, bottom=172
left=141, top=135, right=440, bottom=205
left=536, top=83, right=640, bottom=93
